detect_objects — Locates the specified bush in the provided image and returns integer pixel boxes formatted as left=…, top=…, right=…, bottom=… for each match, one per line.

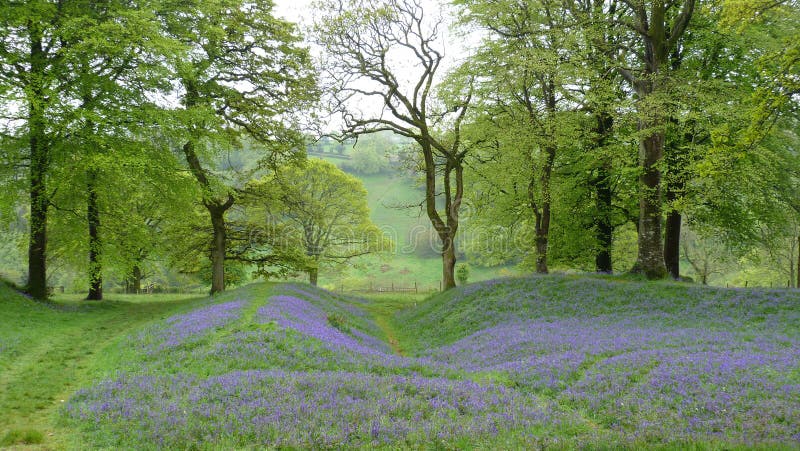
left=456, top=264, right=469, bottom=285
left=327, top=313, right=350, bottom=333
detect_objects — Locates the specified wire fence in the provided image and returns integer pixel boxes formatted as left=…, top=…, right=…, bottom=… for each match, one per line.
left=338, top=281, right=442, bottom=294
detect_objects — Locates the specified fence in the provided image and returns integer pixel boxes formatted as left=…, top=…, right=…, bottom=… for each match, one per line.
left=727, top=280, right=796, bottom=289
left=339, top=281, right=442, bottom=294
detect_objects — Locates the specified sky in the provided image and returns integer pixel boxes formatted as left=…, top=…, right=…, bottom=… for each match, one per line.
left=273, top=0, right=315, bottom=25
left=271, top=0, right=478, bottom=133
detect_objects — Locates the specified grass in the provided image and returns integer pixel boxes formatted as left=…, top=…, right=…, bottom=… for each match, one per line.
left=0, top=282, right=204, bottom=448
left=309, top=159, right=516, bottom=291
left=357, top=293, right=426, bottom=356
left=3, top=275, right=799, bottom=448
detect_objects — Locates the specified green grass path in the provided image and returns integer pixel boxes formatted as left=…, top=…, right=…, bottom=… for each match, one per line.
left=358, top=293, right=428, bottom=357
left=0, top=289, right=202, bottom=448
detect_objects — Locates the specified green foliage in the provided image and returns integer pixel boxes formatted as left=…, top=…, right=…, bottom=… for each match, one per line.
left=326, top=312, right=350, bottom=333
left=456, top=264, right=469, bottom=285
left=340, top=132, right=402, bottom=175
left=198, top=260, right=248, bottom=288
left=1, top=0, right=799, bottom=297
left=342, top=146, right=391, bottom=175
left=241, top=159, right=391, bottom=282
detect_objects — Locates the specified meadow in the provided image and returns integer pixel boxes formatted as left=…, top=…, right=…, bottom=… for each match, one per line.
left=2, top=275, right=798, bottom=449
left=314, top=165, right=513, bottom=291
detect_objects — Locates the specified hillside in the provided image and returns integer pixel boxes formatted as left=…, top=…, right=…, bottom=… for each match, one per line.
left=312, top=156, right=512, bottom=291
left=0, top=284, right=202, bottom=448
left=395, top=276, right=800, bottom=444
left=49, top=276, right=800, bottom=449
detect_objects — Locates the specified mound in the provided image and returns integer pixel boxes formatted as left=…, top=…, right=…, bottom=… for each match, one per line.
left=396, top=275, right=800, bottom=445
left=62, top=277, right=800, bottom=448
left=0, top=281, right=54, bottom=362
left=63, top=283, right=584, bottom=449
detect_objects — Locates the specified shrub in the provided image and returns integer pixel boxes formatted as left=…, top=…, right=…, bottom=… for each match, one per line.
left=456, top=264, right=469, bottom=284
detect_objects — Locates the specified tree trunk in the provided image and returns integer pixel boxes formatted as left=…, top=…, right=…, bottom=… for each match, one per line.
left=623, top=1, right=696, bottom=280
left=593, top=112, right=614, bottom=273
left=664, top=203, right=681, bottom=280
left=635, top=128, right=668, bottom=279
left=535, top=146, right=555, bottom=274
left=796, top=234, right=800, bottom=289
left=26, top=30, right=48, bottom=300
left=209, top=206, right=226, bottom=294
left=180, top=82, right=234, bottom=295
left=182, top=136, right=235, bottom=295
left=534, top=235, right=548, bottom=273
left=421, top=141, right=459, bottom=291
left=131, top=265, right=142, bottom=294
left=86, top=170, right=103, bottom=300
left=442, top=236, right=456, bottom=290
left=595, top=165, right=613, bottom=273
left=308, top=266, right=318, bottom=286
left=663, top=114, right=691, bottom=281
left=527, top=83, right=558, bottom=274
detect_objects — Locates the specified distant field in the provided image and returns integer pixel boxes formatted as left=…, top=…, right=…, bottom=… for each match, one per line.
left=4, top=276, right=796, bottom=448
left=311, top=156, right=514, bottom=290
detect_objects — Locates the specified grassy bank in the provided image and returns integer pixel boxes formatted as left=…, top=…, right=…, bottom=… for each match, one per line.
left=3, top=276, right=799, bottom=448
left=0, top=283, right=202, bottom=448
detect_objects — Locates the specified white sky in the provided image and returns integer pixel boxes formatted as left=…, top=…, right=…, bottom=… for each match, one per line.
left=273, top=0, right=315, bottom=26
left=273, top=0, right=475, bottom=63
left=272, top=0, right=479, bottom=133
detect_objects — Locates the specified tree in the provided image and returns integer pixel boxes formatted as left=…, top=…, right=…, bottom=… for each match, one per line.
left=0, top=1, right=117, bottom=298
left=314, top=0, right=473, bottom=290
left=341, top=133, right=396, bottom=175
left=564, top=0, right=635, bottom=274
left=615, top=0, right=697, bottom=279
left=681, top=226, right=729, bottom=285
left=456, top=0, right=591, bottom=274
left=722, top=1, right=800, bottom=149
left=160, top=0, right=316, bottom=293
left=69, top=5, right=179, bottom=300
left=244, top=159, right=387, bottom=286
left=0, top=1, right=185, bottom=299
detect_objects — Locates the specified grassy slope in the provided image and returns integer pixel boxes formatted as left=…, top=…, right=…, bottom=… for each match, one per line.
left=393, top=274, right=800, bottom=351
left=4, top=276, right=799, bottom=448
left=0, top=283, right=203, bottom=448
left=63, top=283, right=526, bottom=449
left=311, top=162, right=512, bottom=290
left=391, top=275, right=800, bottom=447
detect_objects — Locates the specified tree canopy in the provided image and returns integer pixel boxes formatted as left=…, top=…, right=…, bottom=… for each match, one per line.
left=1, top=0, right=799, bottom=295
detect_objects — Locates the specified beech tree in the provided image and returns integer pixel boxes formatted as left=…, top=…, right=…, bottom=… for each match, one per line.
left=314, top=0, right=472, bottom=290
left=0, top=1, right=174, bottom=299
left=160, top=0, right=316, bottom=294
left=615, top=0, right=696, bottom=279
left=455, top=0, right=589, bottom=274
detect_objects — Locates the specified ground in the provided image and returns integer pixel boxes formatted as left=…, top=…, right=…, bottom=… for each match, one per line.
left=1, top=276, right=799, bottom=449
